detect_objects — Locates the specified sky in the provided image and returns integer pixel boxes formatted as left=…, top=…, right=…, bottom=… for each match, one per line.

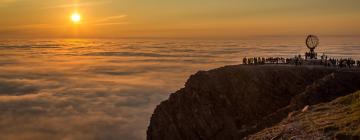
left=0, top=0, right=359, bottom=38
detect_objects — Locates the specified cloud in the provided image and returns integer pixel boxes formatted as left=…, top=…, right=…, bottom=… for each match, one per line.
left=95, top=15, right=127, bottom=23
left=43, top=1, right=111, bottom=9
left=2, top=24, right=65, bottom=30
left=0, top=80, right=41, bottom=96
left=0, top=0, right=17, bottom=7
left=0, top=73, right=169, bottom=140
left=0, top=40, right=189, bottom=140
left=0, top=39, right=241, bottom=140
left=0, top=15, right=128, bottom=31
left=91, top=15, right=129, bottom=26
left=84, top=51, right=215, bottom=58
left=93, top=22, right=129, bottom=26
left=0, top=0, right=16, bottom=3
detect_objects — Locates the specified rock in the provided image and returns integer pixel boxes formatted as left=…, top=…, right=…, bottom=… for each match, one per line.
left=247, top=91, right=360, bottom=140
left=147, top=65, right=360, bottom=140
left=301, top=105, right=310, bottom=112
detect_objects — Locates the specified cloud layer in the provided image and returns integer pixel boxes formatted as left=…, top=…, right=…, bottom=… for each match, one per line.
left=0, top=37, right=359, bottom=140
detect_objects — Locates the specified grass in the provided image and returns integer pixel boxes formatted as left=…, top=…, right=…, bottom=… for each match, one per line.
left=246, top=91, right=360, bottom=139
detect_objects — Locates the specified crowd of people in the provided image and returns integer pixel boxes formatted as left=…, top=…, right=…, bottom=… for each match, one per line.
left=326, top=58, right=359, bottom=68
left=242, top=56, right=305, bottom=65
left=242, top=57, right=289, bottom=65
left=243, top=56, right=360, bottom=68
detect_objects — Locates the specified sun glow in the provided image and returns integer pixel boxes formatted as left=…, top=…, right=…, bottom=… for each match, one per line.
left=71, top=12, right=81, bottom=24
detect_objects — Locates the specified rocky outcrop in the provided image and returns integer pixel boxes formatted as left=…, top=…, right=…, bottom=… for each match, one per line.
left=147, top=65, right=360, bottom=140
left=246, top=91, right=360, bottom=140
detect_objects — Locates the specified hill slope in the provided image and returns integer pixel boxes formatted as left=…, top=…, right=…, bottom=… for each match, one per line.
left=246, top=91, right=360, bottom=140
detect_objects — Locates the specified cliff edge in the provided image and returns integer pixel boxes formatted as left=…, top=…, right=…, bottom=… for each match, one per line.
left=147, top=65, right=360, bottom=140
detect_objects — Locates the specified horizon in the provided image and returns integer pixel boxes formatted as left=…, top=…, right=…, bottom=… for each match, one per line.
left=0, top=34, right=359, bottom=40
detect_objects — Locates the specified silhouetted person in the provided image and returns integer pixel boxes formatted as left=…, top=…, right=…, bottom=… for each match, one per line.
left=339, top=59, right=346, bottom=68
left=351, top=59, right=356, bottom=67
left=262, top=57, right=265, bottom=64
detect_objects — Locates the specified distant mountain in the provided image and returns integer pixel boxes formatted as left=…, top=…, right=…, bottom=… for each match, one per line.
left=147, top=65, right=360, bottom=140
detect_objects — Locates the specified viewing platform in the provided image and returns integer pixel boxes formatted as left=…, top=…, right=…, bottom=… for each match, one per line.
left=243, top=35, right=360, bottom=68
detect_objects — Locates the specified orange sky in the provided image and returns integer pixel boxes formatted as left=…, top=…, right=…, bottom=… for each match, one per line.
left=0, top=0, right=359, bottom=38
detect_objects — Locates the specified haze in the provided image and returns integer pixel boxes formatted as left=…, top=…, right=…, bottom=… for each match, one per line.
left=0, top=0, right=359, bottom=38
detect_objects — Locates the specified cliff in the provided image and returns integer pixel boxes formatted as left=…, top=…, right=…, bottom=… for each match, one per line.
left=147, top=65, right=360, bottom=140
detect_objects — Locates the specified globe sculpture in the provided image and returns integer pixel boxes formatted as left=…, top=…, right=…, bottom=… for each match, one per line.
left=305, top=35, right=319, bottom=59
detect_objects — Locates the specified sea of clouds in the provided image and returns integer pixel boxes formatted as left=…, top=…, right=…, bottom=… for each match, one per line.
left=0, top=37, right=358, bottom=140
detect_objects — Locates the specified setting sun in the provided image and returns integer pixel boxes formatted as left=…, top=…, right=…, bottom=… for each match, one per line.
left=71, top=12, right=81, bottom=24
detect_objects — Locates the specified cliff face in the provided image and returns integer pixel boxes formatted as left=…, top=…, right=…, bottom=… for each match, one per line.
left=147, top=65, right=360, bottom=140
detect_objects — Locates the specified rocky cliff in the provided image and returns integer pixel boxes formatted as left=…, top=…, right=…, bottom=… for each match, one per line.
left=147, top=65, right=360, bottom=140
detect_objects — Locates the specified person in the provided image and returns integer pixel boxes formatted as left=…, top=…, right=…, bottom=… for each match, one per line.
left=350, top=59, right=355, bottom=67
left=262, top=57, right=265, bottom=64
left=339, top=59, right=345, bottom=68
left=243, top=57, right=247, bottom=65
left=352, top=59, right=356, bottom=67
left=335, top=59, right=338, bottom=66
left=339, top=59, right=342, bottom=68
left=347, top=58, right=354, bottom=68
left=295, top=55, right=300, bottom=66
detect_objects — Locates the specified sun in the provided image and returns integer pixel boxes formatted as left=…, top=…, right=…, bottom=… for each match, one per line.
left=71, top=12, right=81, bottom=24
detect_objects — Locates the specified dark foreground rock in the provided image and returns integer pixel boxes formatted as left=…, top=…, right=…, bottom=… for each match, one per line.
left=147, top=65, right=360, bottom=140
